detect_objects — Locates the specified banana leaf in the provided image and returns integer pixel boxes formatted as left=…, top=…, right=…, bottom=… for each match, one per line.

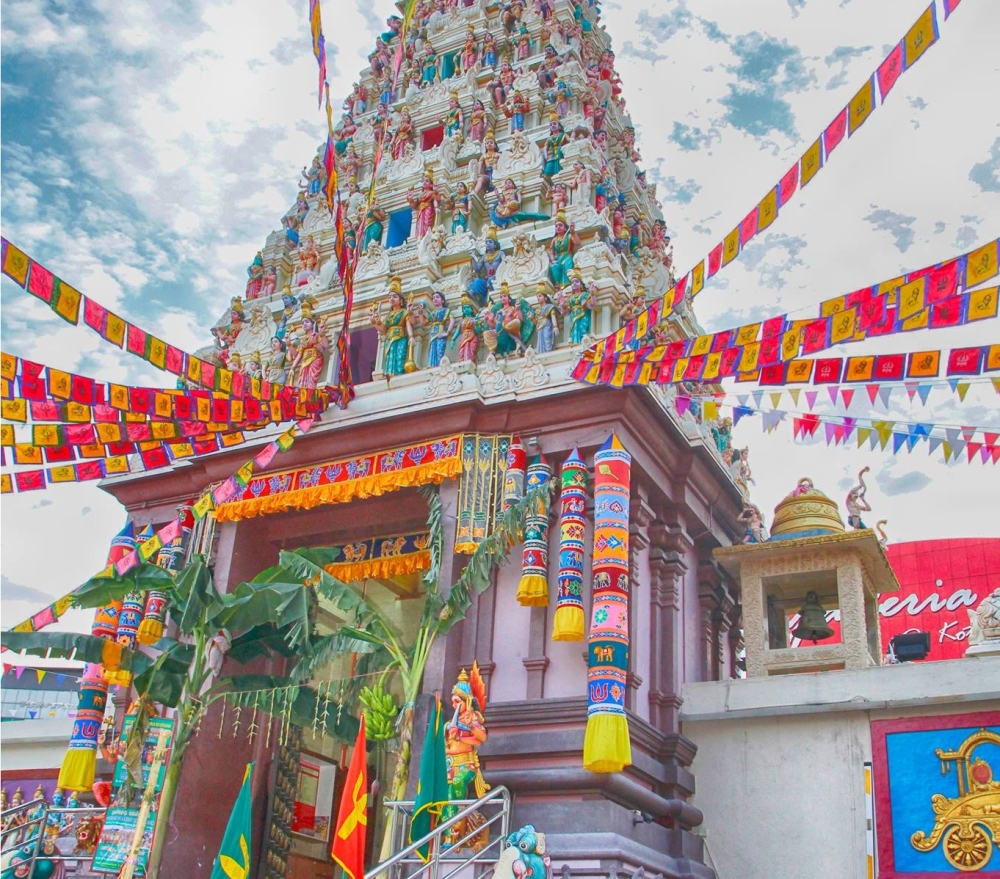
left=73, top=563, right=176, bottom=609
left=0, top=631, right=155, bottom=676
left=174, top=556, right=222, bottom=635
left=276, top=550, right=371, bottom=619
left=227, top=624, right=302, bottom=664
left=213, top=580, right=312, bottom=652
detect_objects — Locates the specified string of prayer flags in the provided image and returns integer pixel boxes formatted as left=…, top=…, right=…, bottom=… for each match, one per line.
left=1, top=238, right=331, bottom=408
left=552, top=449, right=588, bottom=642
left=5, top=419, right=314, bottom=638
left=575, top=240, right=997, bottom=388
left=580, top=0, right=961, bottom=368
left=584, top=434, right=632, bottom=774
left=517, top=455, right=552, bottom=607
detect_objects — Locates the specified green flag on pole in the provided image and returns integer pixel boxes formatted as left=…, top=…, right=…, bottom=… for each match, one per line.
left=408, top=695, right=449, bottom=861
left=211, top=762, right=254, bottom=879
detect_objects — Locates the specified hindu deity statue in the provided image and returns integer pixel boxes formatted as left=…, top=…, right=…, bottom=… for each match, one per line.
left=421, top=41, right=439, bottom=84
left=424, top=291, right=455, bottom=368
left=453, top=296, right=481, bottom=363
left=503, top=90, right=530, bottom=133
left=548, top=80, right=572, bottom=118
left=491, top=179, right=548, bottom=230
left=610, top=203, right=629, bottom=253
left=296, top=236, right=320, bottom=285
left=537, top=44, right=563, bottom=90
left=468, top=226, right=503, bottom=305
left=557, top=270, right=594, bottom=344
left=531, top=283, right=559, bottom=353
left=491, top=282, right=534, bottom=356
left=445, top=92, right=464, bottom=138
left=501, top=0, right=525, bottom=34
left=446, top=182, right=471, bottom=234
left=245, top=251, right=265, bottom=299
left=300, top=155, right=325, bottom=196
left=473, top=132, right=502, bottom=195
left=569, top=161, right=593, bottom=207
left=260, top=266, right=278, bottom=300
left=265, top=337, right=291, bottom=384
left=549, top=181, right=568, bottom=215
left=407, top=171, right=441, bottom=240
left=620, top=285, right=647, bottom=325
left=369, top=277, right=416, bottom=376
left=361, top=199, right=388, bottom=254
left=468, top=99, right=488, bottom=143
left=548, top=212, right=580, bottom=286
left=491, top=60, right=518, bottom=107
left=460, top=27, right=478, bottom=73
left=288, top=303, right=330, bottom=388
left=390, top=108, right=415, bottom=161
left=594, top=165, right=612, bottom=213
left=481, top=32, right=498, bottom=68
left=442, top=664, right=490, bottom=849
left=341, top=143, right=363, bottom=182
left=739, top=502, right=768, bottom=544
left=541, top=116, right=567, bottom=179
left=516, top=25, right=532, bottom=61
left=334, top=113, right=358, bottom=154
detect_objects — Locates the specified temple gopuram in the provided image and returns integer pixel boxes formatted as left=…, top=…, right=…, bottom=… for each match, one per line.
left=97, top=1, right=745, bottom=877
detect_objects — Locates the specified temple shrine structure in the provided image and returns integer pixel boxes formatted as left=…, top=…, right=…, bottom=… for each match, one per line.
left=94, top=1, right=751, bottom=877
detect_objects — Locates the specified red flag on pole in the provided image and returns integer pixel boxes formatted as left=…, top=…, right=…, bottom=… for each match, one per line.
left=331, top=715, right=368, bottom=879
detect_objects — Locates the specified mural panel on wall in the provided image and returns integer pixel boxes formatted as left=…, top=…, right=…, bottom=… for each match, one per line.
left=872, top=711, right=1000, bottom=877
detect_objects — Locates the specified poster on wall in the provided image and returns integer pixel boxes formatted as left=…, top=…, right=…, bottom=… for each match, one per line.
left=871, top=711, right=1000, bottom=878
left=91, top=716, right=174, bottom=875
left=291, top=753, right=337, bottom=843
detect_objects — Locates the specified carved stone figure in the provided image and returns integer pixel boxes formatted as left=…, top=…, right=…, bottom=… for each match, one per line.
left=231, top=304, right=277, bottom=361
left=556, top=272, right=593, bottom=345
left=496, top=231, right=549, bottom=286
left=966, top=588, right=1000, bottom=656
left=739, top=502, right=768, bottom=544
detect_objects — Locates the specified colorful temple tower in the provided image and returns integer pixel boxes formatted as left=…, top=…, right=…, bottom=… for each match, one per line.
left=101, top=2, right=751, bottom=877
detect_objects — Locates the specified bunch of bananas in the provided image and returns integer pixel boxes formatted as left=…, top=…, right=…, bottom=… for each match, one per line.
left=360, top=683, right=399, bottom=741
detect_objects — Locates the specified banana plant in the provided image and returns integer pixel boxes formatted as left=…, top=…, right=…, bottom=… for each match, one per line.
left=279, top=481, right=551, bottom=853
left=1, top=554, right=358, bottom=879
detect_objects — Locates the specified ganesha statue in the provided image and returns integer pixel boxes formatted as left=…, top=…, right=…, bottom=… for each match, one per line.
left=442, top=662, right=490, bottom=851
left=494, top=825, right=551, bottom=879
left=966, top=587, right=1000, bottom=657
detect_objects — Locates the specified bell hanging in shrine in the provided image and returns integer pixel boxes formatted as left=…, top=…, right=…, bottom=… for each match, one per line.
left=791, top=591, right=834, bottom=643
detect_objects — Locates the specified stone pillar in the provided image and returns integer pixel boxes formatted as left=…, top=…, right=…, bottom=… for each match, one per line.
left=647, top=519, right=691, bottom=733
left=695, top=553, right=735, bottom=683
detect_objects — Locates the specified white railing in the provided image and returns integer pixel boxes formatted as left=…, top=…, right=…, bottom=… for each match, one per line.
left=368, top=785, right=512, bottom=879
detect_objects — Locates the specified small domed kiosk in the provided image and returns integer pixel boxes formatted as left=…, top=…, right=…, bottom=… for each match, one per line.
left=714, top=478, right=900, bottom=677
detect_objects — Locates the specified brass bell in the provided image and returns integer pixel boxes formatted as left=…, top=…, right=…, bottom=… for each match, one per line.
left=791, top=591, right=834, bottom=643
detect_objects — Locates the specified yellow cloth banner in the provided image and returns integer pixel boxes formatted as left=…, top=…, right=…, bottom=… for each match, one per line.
left=758, top=187, right=778, bottom=232
left=848, top=76, right=876, bottom=134
left=801, top=138, right=823, bottom=187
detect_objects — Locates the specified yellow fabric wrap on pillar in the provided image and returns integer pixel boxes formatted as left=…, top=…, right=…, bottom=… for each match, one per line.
left=551, top=605, right=585, bottom=641
left=136, top=617, right=164, bottom=645
left=582, top=713, right=632, bottom=774
left=58, top=747, right=98, bottom=792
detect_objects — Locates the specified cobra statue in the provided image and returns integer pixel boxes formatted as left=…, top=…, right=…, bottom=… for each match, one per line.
left=494, top=825, right=551, bottom=879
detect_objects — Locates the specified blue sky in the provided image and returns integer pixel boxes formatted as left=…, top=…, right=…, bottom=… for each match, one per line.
left=1, top=0, right=999, bottom=631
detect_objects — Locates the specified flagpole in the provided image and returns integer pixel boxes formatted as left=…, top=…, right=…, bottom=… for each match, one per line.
left=118, top=728, right=170, bottom=879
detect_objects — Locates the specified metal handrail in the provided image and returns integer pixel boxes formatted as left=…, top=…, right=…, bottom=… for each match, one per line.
left=366, top=785, right=512, bottom=879
left=1, top=800, right=108, bottom=879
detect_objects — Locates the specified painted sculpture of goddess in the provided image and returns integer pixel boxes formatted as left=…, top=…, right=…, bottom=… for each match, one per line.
left=369, top=277, right=417, bottom=376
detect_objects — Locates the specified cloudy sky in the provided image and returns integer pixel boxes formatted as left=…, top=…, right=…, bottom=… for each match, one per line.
left=1, top=0, right=998, bottom=633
